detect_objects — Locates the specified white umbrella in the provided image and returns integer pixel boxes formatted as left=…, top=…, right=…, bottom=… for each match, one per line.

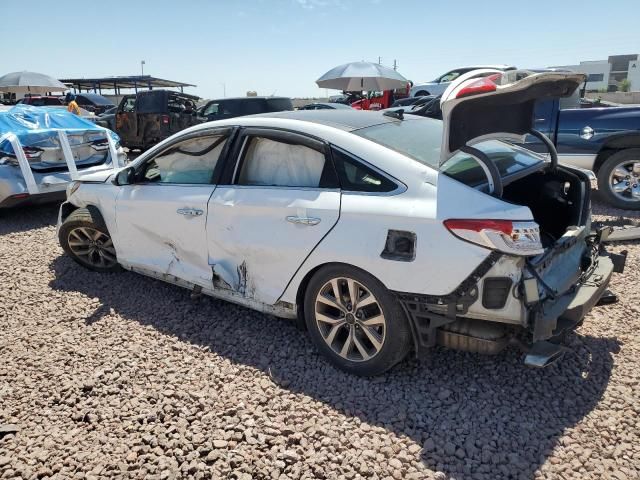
left=316, top=61, right=408, bottom=91
left=0, top=71, right=68, bottom=94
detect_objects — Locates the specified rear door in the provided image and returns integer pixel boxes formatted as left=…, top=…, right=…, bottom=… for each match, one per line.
left=206, top=128, right=341, bottom=305
left=115, top=129, right=231, bottom=286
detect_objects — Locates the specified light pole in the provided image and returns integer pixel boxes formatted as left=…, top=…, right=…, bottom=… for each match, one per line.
left=141, top=60, right=146, bottom=76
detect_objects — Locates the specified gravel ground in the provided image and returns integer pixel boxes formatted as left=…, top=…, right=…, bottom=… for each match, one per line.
left=1, top=194, right=639, bottom=480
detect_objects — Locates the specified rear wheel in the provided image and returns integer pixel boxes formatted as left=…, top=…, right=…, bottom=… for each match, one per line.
left=597, top=149, right=640, bottom=210
left=59, top=208, right=120, bottom=272
left=304, top=265, right=411, bottom=376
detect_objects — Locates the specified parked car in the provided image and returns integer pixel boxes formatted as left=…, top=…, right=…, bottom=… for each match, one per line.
left=410, top=65, right=516, bottom=97
left=197, top=96, right=293, bottom=122
left=297, top=102, right=353, bottom=110
left=74, top=93, right=115, bottom=115
left=115, top=90, right=201, bottom=150
left=17, top=96, right=64, bottom=107
left=0, top=105, right=125, bottom=208
left=57, top=72, right=624, bottom=376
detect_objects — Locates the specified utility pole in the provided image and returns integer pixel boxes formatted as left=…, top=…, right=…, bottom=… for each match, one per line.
left=221, top=82, right=226, bottom=97
left=378, top=56, right=382, bottom=65
left=393, top=59, right=398, bottom=71
left=141, top=60, right=146, bottom=76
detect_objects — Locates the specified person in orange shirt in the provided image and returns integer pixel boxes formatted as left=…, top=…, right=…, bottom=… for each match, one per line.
left=65, top=93, right=81, bottom=115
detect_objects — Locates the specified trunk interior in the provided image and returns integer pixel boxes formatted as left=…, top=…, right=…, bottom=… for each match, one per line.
left=502, top=167, right=588, bottom=247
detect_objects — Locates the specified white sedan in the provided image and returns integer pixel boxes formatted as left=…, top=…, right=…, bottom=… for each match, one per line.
left=57, top=72, right=623, bottom=376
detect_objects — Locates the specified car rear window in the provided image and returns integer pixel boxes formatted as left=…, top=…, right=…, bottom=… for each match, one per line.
left=354, top=118, right=544, bottom=181
left=353, top=118, right=443, bottom=168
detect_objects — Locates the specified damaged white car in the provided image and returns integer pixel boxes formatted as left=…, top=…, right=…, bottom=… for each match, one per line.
left=57, top=72, right=625, bottom=376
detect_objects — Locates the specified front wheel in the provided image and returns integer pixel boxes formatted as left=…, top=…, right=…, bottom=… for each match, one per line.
left=597, top=149, right=640, bottom=210
left=59, top=208, right=120, bottom=272
left=414, top=90, right=429, bottom=97
left=304, top=265, right=411, bottom=376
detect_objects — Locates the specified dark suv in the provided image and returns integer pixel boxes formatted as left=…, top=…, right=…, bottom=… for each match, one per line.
left=115, top=90, right=200, bottom=150
left=75, top=93, right=115, bottom=115
left=197, top=96, right=293, bottom=122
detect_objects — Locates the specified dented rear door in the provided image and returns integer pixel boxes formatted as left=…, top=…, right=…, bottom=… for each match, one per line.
left=206, top=129, right=340, bottom=306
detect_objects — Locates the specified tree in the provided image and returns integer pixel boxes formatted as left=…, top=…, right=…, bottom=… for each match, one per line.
left=619, top=79, right=631, bottom=92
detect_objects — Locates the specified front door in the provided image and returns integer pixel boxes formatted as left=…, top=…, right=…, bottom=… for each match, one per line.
left=115, top=131, right=230, bottom=287
left=206, top=129, right=341, bottom=305
left=115, top=96, right=138, bottom=147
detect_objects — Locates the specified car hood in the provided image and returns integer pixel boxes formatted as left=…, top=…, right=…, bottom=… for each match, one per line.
left=439, top=70, right=585, bottom=165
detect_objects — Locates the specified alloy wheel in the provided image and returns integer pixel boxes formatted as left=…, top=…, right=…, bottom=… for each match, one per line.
left=609, top=160, right=640, bottom=202
left=314, top=276, right=386, bottom=362
left=67, top=227, right=117, bottom=269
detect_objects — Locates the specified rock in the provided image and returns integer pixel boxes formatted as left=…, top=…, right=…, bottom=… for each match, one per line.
left=444, top=442, right=456, bottom=455
left=422, top=438, right=435, bottom=452
left=212, top=440, right=228, bottom=449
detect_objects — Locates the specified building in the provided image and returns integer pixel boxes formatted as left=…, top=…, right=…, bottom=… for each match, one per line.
left=554, top=54, right=639, bottom=92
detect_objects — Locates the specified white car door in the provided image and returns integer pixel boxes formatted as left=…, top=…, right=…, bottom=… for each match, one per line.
left=115, top=130, right=231, bottom=288
left=207, top=128, right=341, bottom=305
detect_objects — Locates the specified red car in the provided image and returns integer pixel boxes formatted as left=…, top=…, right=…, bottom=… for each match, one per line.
left=17, top=96, right=64, bottom=107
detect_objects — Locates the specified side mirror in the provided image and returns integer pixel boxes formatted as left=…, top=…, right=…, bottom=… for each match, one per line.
left=112, top=167, right=135, bottom=186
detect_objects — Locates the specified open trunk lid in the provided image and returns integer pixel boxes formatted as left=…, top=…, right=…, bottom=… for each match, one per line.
left=438, top=70, right=585, bottom=165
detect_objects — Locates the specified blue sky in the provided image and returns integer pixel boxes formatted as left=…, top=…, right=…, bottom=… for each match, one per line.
left=2, top=0, right=639, bottom=99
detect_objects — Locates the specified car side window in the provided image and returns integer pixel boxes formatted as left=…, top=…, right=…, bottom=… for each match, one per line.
left=439, top=71, right=461, bottom=83
left=142, top=135, right=227, bottom=184
left=331, top=147, right=398, bottom=193
left=236, top=136, right=336, bottom=188
left=203, top=103, right=219, bottom=117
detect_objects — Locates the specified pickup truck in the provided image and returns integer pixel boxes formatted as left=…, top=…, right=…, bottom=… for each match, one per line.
left=528, top=94, right=640, bottom=209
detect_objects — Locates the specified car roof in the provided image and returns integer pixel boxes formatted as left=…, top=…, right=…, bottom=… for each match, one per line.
left=205, top=96, right=291, bottom=102
left=455, top=64, right=515, bottom=70
left=251, top=109, right=419, bottom=131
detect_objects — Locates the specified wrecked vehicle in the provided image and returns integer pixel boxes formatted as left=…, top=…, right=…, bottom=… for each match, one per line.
left=57, top=72, right=624, bottom=376
left=115, top=90, right=201, bottom=150
left=0, top=104, right=125, bottom=208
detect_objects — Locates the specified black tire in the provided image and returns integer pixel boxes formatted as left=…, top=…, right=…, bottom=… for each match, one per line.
left=414, top=90, right=429, bottom=97
left=597, top=149, right=640, bottom=210
left=58, top=208, right=121, bottom=272
left=304, top=264, right=411, bottom=376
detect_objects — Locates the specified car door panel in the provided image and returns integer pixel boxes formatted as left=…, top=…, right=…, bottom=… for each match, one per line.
left=115, top=185, right=215, bottom=287
left=207, top=186, right=340, bottom=305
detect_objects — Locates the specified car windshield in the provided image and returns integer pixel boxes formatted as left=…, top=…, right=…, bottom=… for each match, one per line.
left=353, top=118, right=544, bottom=179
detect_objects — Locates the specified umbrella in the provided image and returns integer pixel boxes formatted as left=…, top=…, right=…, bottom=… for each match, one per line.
left=0, top=71, right=68, bottom=94
left=316, top=61, right=408, bottom=91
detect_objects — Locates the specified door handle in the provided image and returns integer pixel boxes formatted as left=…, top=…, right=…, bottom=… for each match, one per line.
left=177, top=208, right=203, bottom=217
left=286, top=216, right=321, bottom=226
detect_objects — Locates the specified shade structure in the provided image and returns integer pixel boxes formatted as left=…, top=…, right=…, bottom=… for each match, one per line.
left=316, top=62, right=408, bottom=91
left=0, top=71, right=68, bottom=94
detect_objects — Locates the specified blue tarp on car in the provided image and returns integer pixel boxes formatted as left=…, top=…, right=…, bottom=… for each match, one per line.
left=0, top=104, right=119, bottom=155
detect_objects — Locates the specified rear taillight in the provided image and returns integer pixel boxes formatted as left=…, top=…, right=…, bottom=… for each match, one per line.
left=444, top=219, right=544, bottom=256
left=455, top=77, right=498, bottom=99
left=161, top=114, right=170, bottom=125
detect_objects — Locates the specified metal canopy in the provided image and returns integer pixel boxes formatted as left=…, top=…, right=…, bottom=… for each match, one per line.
left=59, top=75, right=196, bottom=94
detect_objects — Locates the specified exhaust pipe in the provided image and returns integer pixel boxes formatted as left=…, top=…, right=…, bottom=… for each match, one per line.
left=523, top=341, right=568, bottom=368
